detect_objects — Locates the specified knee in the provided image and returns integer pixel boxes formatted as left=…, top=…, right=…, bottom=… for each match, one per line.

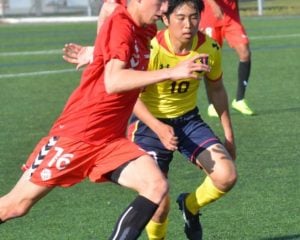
left=240, top=49, right=251, bottom=62
left=237, top=45, right=251, bottom=62
left=212, top=168, right=238, bottom=192
left=144, top=177, right=169, bottom=204
left=154, top=177, right=169, bottom=200
left=224, top=171, right=238, bottom=191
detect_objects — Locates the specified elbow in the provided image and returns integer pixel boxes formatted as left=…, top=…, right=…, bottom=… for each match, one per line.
left=105, top=84, right=116, bottom=94
left=105, top=82, right=120, bottom=94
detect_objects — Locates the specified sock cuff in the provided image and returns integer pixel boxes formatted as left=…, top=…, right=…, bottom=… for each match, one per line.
left=134, top=195, right=159, bottom=210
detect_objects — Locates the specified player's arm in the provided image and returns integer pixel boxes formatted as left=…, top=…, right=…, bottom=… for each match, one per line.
left=133, top=99, right=178, bottom=151
left=62, top=1, right=120, bottom=69
left=205, top=0, right=223, bottom=19
left=104, top=55, right=209, bottom=94
left=206, top=77, right=236, bottom=160
left=97, top=1, right=121, bottom=33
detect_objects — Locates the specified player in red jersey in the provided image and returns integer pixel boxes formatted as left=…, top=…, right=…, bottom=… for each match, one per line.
left=0, top=1, right=208, bottom=239
left=199, top=0, right=255, bottom=116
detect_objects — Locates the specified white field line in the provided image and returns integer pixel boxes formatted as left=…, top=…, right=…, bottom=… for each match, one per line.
left=0, top=16, right=98, bottom=24
left=0, top=49, right=61, bottom=57
left=250, top=33, right=300, bottom=40
left=0, top=69, right=76, bottom=79
left=0, top=33, right=299, bottom=79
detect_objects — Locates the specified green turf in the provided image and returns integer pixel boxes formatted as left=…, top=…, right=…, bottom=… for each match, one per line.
left=0, top=15, right=300, bottom=240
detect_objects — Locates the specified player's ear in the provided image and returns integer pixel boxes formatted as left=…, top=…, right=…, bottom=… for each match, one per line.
left=162, top=15, right=169, bottom=26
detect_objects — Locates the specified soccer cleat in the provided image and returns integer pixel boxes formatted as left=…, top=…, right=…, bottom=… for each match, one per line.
left=176, top=193, right=202, bottom=240
left=232, top=99, right=255, bottom=116
left=207, top=104, right=218, bottom=117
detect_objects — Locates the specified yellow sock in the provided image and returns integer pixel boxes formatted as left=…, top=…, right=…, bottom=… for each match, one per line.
left=146, top=218, right=168, bottom=240
left=186, top=177, right=226, bottom=215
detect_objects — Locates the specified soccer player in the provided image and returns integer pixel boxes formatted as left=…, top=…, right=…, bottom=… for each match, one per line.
left=63, top=1, right=236, bottom=239
left=127, top=0, right=237, bottom=239
left=0, top=1, right=207, bottom=239
left=199, top=0, right=255, bottom=117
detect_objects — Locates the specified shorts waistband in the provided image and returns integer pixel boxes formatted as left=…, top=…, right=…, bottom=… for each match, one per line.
left=159, top=107, right=200, bottom=124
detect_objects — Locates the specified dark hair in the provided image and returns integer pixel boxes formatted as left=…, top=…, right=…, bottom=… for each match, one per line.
left=165, top=0, right=204, bottom=18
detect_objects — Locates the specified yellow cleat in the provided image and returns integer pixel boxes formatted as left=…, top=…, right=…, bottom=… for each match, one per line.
left=232, top=99, right=255, bottom=115
left=207, top=104, right=218, bottom=117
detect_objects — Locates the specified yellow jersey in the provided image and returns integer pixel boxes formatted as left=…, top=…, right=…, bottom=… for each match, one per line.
left=140, top=29, right=222, bottom=118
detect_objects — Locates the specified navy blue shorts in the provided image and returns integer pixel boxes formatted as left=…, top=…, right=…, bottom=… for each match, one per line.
left=128, top=107, right=221, bottom=173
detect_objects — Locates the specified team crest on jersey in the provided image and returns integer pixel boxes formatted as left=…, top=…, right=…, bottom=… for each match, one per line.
left=41, top=168, right=52, bottom=181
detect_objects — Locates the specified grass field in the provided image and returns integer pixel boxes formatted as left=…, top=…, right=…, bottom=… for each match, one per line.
left=0, top=13, right=300, bottom=240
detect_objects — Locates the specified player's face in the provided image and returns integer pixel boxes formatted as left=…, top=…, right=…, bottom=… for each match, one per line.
left=163, top=2, right=199, bottom=44
left=140, top=0, right=168, bottom=24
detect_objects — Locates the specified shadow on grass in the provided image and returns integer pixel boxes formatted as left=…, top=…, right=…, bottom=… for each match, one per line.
left=260, top=234, right=300, bottom=240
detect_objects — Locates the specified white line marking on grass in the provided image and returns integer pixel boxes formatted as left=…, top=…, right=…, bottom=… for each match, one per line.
left=1, top=16, right=98, bottom=24
left=0, top=49, right=61, bottom=57
left=0, top=69, right=77, bottom=79
left=250, top=33, right=300, bottom=40
left=0, top=34, right=299, bottom=57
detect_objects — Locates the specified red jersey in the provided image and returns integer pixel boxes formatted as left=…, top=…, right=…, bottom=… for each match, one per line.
left=200, top=0, right=241, bottom=27
left=50, top=6, right=151, bottom=146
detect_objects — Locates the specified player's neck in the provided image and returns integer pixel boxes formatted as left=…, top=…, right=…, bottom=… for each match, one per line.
left=169, top=36, right=192, bottom=55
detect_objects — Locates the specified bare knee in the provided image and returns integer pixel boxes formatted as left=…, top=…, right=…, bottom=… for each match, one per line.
left=212, top=169, right=238, bottom=192
left=146, top=176, right=169, bottom=204
left=137, top=173, right=168, bottom=205
left=235, top=44, right=251, bottom=62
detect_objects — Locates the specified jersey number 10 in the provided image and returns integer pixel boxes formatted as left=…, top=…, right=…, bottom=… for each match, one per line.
left=170, top=81, right=190, bottom=94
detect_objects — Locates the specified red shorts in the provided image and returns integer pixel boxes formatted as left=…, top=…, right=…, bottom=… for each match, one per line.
left=201, top=21, right=249, bottom=48
left=22, top=136, right=146, bottom=187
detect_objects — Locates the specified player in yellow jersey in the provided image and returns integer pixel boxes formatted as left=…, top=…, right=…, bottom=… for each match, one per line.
left=62, top=0, right=237, bottom=239
left=127, top=0, right=237, bottom=239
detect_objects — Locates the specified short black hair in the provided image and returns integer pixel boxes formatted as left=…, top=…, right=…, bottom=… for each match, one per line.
left=165, top=0, right=204, bottom=19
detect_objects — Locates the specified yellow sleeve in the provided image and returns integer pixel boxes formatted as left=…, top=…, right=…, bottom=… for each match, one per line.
left=206, top=40, right=223, bottom=81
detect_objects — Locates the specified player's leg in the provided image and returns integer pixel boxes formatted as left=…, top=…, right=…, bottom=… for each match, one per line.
left=128, top=118, right=174, bottom=240
left=108, top=154, right=168, bottom=240
left=176, top=111, right=237, bottom=239
left=191, top=143, right=237, bottom=206
left=201, top=26, right=223, bottom=118
left=145, top=195, right=170, bottom=240
left=0, top=170, right=53, bottom=223
left=225, top=22, right=254, bottom=115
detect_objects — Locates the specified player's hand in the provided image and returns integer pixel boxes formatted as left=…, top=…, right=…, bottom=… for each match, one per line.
left=154, top=121, right=178, bottom=151
left=224, top=137, right=236, bottom=161
left=62, top=43, right=94, bottom=70
left=169, top=54, right=211, bottom=80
